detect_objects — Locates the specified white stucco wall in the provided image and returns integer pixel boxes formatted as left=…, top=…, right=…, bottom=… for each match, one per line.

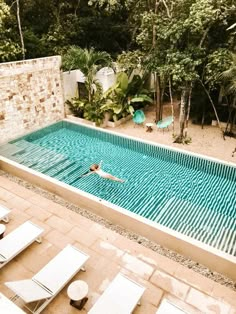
left=96, top=67, right=116, bottom=92
left=62, top=67, right=116, bottom=102
left=62, top=69, right=85, bottom=102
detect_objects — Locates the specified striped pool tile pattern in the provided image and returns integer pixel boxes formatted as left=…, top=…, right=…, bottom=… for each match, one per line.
left=0, top=121, right=235, bottom=256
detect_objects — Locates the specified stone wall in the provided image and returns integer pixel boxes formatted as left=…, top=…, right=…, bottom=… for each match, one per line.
left=0, top=56, right=65, bottom=144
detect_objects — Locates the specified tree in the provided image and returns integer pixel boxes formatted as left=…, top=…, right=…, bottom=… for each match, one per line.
left=16, top=0, right=25, bottom=59
left=125, top=0, right=235, bottom=143
left=12, top=0, right=131, bottom=58
left=220, top=53, right=236, bottom=135
left=0, top=0, right=21, bottom=62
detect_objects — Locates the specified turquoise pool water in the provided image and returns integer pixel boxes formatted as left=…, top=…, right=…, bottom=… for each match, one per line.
left=1, top=121, right=236, bottom=256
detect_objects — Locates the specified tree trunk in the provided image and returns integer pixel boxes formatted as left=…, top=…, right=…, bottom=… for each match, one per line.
left=229, top=97, right=236, bottom=133
left=225, top=105, right=232, bottom=133
left=169, top=77, right=174, bottom=133
left=154, top=72, right=161, bottom=122
left=16, top=0, right=25, bottom=60
left=153, top=72, right=157, bottom=122
left=174, top=87, right=188, bottom=143
left=199, top=79, right=225, bottom=139
left=231, top=110, right=236, bottom=134
left=184, top=84, right=192, bottom=137
left=157, top=75, right=162, bottom=121
left=75, top=0, right=80, bottom=16
left=201, top=103, right=205, bottom=129
left=179, top=88, right=188, bottom=137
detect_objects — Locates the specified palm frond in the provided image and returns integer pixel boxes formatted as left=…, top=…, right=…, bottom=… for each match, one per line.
left=227, top=80, right=236, bottom=95
left=221, top=67, right=236, bottom=80
left=62, top=46, right=112, bottom=74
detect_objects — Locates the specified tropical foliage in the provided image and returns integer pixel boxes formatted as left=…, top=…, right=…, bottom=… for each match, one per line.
left=0, top=1, right=21, bottom=62
left=1, top=0, right=236, bottom=140
left=63, top=46, right=112, bottom=125
left=100, top=72, right=152, bottom=121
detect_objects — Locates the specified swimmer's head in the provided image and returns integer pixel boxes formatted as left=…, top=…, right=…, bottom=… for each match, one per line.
left=90, top=164, right=99, bottom=171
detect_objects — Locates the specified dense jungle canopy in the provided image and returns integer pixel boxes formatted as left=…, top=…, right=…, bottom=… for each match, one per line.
left=1, top=0, right=236, bottom=140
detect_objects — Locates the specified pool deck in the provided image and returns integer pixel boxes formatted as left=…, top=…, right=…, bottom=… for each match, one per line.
left=109, top=104, right=236, bottom=165
left=0, top=176, right=236, bottom=314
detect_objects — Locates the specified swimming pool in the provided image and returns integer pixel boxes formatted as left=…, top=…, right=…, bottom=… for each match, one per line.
left=0, top=120, right=236, bottom=259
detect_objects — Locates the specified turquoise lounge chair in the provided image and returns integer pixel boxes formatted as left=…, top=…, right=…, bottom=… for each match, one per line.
left=132, top=110, right=146, bottom=126
left=156, top=115, right=173, bottom=132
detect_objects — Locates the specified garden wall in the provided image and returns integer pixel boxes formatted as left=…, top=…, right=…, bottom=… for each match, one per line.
left=0, top=56, right=65, bottom=144
left=62, top=67, right=116, bottom=103
left=63, top=69, right=85, bottom=103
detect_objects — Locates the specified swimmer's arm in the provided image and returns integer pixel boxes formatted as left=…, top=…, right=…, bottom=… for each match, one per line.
left=80, top=171, right=94, bottom=178
left=99, top=160, right=103, bottom=168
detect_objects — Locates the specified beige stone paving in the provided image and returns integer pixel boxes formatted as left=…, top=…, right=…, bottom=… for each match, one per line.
left=0, top=177, right=236, bottom=314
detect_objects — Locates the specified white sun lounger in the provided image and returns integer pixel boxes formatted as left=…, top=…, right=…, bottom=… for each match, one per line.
left=0, top=292, right=26, bottom=313
left=0, top=204, right=11, bottom=223
left=0, top=221, right=44, bottom=269
left=156, top=298, right=189, bottom=314
left=88, top=273, right=146, bottom=314
left=5, top=244, right=90, bottom=314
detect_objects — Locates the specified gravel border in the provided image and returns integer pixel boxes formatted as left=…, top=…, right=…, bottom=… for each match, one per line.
left=1, top=170, right=236, bottom=291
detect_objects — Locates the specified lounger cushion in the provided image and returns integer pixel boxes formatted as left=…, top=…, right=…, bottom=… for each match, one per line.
left=156, top=299, right=188, bottom=313
left=33, top=245, right=89, bottom=294
left=0, top=292, right=26, bottom=313
left=88, top=273, right=145, bottom=314
left=0, top=221, right=43, bottom=262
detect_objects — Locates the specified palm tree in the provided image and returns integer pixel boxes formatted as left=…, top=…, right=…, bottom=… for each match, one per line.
left=62, top=47, right=112, bottom=103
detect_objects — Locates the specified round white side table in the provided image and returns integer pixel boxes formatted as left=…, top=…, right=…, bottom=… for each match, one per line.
left=0, top=224, right=6, bottom=239
left=67, top=280, right=88, bottom=310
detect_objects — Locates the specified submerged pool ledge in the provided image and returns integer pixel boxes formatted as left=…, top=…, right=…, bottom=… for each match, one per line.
left=1, top=155, right=236, bottom=281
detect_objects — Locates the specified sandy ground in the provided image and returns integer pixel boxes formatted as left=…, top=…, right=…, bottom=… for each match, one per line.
left=108, top=103, right=236, bottom=165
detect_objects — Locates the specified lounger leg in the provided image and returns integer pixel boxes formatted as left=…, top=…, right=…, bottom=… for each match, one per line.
left=70, top=297, right=88, bottom=310
left=36, top=236, right=42, bottom=243
left=2, top=216, right=9, bottom=223
left=10, top=294, right=19, bottom=302
left=80, top=266, right=86, bottom=272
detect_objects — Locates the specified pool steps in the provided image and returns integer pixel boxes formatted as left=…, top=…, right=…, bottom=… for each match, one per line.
left=0, top=143, right=25, bottom=157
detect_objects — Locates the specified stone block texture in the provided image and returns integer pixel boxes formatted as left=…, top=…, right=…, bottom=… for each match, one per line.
left=0, top=56, right=65, bottom=143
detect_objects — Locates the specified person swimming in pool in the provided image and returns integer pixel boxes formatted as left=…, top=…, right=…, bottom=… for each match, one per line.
left=81, top=161, right=125, bottom=183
